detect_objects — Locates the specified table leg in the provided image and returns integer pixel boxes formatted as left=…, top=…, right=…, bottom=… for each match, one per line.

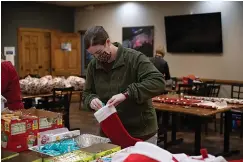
left=215, top=111, right=240, bottom=157
left=241, top=113, right=243, bottom=139
left=166, top=113, right=184, bottom=147
left=194, top=116, right=202, bottom=155
left=220, top=113, right=224, bottom=134
left=79, top=92, right=82, bottom=110
left=224, top=111, right=230, bottom=152
left=64, top=95, right=70, bottom=130
left=162, top=112, right=169, bottom=149
left=172, top=113, right=177, bottom=141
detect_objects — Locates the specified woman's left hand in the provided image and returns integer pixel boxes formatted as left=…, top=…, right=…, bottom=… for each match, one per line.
left=107, top=93, right=126, bottom=107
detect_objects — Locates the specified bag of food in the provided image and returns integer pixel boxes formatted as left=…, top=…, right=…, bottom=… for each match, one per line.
left=66, top=76, right=85, bottom=90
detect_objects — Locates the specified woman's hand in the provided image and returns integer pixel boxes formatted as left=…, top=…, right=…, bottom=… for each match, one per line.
left=107, top=93, right=126, bottom=107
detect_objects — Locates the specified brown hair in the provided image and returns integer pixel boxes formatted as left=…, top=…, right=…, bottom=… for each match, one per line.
left=155, top=47, right=165, bottom=57
left=84, top=26, right=109, bottom=49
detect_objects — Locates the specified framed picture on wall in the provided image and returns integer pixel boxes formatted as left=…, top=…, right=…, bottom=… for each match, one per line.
left=122, top=26, right=154, bottom=57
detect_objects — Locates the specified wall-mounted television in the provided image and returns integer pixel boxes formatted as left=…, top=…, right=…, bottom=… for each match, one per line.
left=164, top=12, right=223, bottom=53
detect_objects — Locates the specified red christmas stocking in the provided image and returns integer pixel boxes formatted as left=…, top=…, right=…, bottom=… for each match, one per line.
left=94, top=105, right=142, bottom=148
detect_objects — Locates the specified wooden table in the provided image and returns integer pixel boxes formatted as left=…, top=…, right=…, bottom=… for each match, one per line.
left=22, top=90, right=82, bottom=99
left=153, top=102, right=232, bottom=117
left=1, top=150, right=41, bottom=162
left=153, top=95, right=242, bottom=156
left=175, top=77, right=243, bottom=85
left=22, top=90, right=83, bottom=109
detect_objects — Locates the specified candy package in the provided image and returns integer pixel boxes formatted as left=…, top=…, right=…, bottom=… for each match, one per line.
left=44, top=150, right=93, bottom=162
left=37, top=138, right=80, bottom=156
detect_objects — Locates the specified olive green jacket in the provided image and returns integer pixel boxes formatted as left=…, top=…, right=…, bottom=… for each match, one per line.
left=83, top=42, right=165, bottom=137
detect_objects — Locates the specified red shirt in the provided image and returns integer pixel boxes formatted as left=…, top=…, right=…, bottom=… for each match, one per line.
left=1, top=61, right=24, bottom=110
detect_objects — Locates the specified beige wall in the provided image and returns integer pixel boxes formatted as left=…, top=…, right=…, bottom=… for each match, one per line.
left=75, top=1, right=243, bottom=97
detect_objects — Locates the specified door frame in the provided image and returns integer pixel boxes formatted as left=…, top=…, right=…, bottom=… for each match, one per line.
left=78, top=30, right=88, bottom=76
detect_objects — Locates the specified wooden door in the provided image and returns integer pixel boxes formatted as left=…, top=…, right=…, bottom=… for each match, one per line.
left=18, top=29, right=51, bottom=77
left=51, top=32, right=81, bottom=77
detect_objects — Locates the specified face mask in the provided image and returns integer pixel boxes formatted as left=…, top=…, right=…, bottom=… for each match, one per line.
left=97, top=51, right=111, bottom=63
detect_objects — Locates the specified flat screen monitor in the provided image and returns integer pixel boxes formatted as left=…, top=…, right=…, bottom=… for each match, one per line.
left=164, top=12, right=223, bottom=53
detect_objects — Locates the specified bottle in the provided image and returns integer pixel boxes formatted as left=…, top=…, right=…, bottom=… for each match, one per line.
left=180, top=93, right=184, bottom=99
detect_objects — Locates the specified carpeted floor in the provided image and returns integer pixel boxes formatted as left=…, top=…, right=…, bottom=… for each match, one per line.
left=70, top=102, right=243, bottom=160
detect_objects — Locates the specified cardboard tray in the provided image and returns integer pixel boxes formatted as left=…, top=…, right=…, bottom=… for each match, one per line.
left=29, top=134, right=111, bottom=157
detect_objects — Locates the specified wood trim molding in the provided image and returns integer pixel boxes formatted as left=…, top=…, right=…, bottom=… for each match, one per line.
left=176, top=77, right=243, bottom=85
left=18, top=28, right=53, bottom=33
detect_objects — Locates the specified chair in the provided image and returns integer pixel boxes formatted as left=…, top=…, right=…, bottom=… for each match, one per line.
left=207, top=84, right=220, bottom=97
left=231, top=84, right=243, bottom=138
left=231, top=84, right=243, bottom=99
left=220, top=84, right=243, bottom=138
left=192, top=83, right=208, bottom=96
left=171, top=77, right=178, bottom=90
left=178, top=84, right=193, bottom=95
left=48, top=87, right=74, bottom=130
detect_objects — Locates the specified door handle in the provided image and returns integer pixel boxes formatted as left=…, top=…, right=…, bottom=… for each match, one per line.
left=38, top=65, right=43, bottom=69
left=52, top=68, right=55, bottom=71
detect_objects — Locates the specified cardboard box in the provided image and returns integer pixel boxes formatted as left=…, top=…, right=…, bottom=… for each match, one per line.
left=43, top=150, right=94, bottom=162
left=1, top=108, right=63, bottom=152
left=37, top=128, right=68, bottom=146
left=21, top=108, right=63, bottom=132
left=96, top=146, right=134, bottom=161
left=43, top=143, right=120, bottom=162
left=37, top=128, right=80, bottom=146
left=1, top=113, right=39, bottom=152
left=80, top=143, right=121, bottom=160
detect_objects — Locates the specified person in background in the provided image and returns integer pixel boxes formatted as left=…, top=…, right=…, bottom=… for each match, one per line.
left=150, top=47, right=171, bottom=81
left=83, top=26, right=165, bottom=145
left=1, top=60, right=24, bottom=110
